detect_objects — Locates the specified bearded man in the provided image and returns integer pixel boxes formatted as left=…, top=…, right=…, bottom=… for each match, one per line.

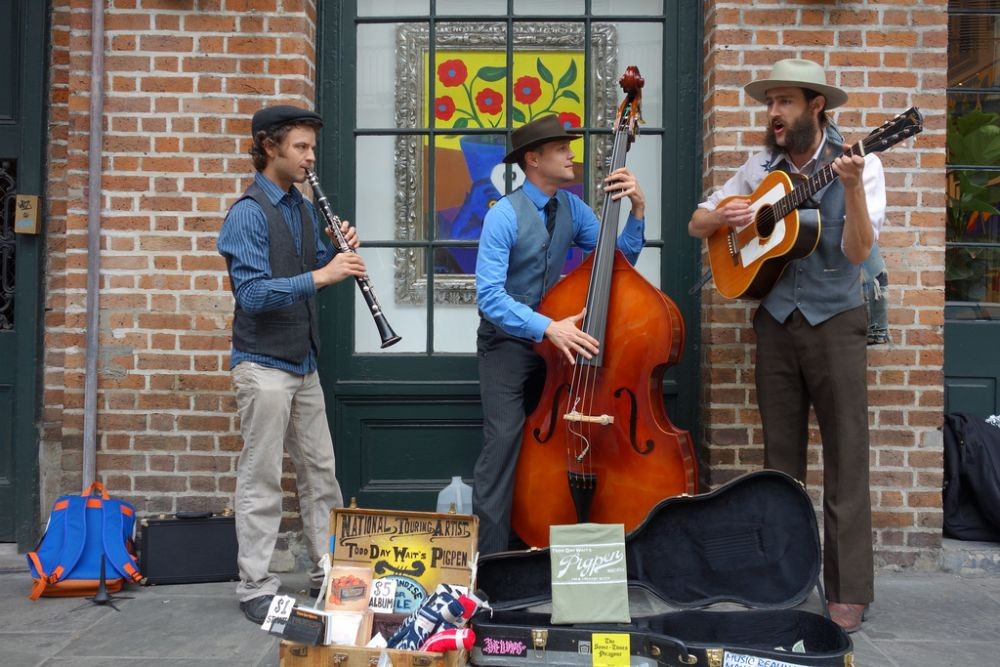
left=687, top=59, right=887, bottom=633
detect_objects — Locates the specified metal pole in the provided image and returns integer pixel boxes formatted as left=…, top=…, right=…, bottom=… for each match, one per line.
left=81, top=0, right=105, bottom=490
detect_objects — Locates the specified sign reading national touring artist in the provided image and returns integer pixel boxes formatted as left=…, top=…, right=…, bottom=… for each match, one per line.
left=329, top=507, right=478, bottom=615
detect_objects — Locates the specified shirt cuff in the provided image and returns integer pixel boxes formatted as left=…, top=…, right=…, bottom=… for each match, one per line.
left=290, top=272, right=317, bottom=299
left=525, top=312, right=552, bottom=343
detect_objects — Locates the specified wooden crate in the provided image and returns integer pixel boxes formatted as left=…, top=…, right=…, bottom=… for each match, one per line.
left=279, top=640, right=466, bottom=666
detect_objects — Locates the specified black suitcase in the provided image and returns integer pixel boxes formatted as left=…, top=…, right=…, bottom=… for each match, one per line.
left=139, top=511, right=239, bottom=585
left=471, top=470, right=853, bottom=666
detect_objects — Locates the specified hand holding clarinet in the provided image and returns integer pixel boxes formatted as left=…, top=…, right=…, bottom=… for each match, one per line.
left=305, top=169, right=401, bottom=348
left=310, top=217, right=366, bottom=289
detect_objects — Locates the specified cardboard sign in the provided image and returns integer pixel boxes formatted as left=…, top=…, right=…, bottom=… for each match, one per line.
left=329, top=508, right=478, bottom=615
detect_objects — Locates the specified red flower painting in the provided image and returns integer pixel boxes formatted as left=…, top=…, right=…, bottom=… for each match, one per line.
left=475, top=88, right=503, bottom=115
left=558, top=112, right=582, bottom=129
left=514, top=76, right=542, bottom=105
left=435, top=96, right=456, bottom=121
left=438, top=60, right=468, bottom=87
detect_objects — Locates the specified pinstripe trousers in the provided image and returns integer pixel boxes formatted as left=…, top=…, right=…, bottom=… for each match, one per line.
left=754, top=305, right=874, bottom=605
left=473, top=319, right=546, bottom=556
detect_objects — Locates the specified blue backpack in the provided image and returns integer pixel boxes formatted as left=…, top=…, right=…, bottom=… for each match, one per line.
left=27, top=481, right=142, bottom=599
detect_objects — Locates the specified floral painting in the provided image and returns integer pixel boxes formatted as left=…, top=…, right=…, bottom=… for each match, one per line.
left=393, top=22, right=619, bottom=304
left=428, top=51, right=588, bottom=278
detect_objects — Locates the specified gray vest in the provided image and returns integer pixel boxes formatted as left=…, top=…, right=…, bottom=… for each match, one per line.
left=503, top=187, right=575, bottom=311
left=228, top=181, right=320, bottom=364
left=761, top=125, right=864, bottom=325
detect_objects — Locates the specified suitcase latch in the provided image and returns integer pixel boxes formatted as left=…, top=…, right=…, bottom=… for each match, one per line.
left=289, top=646, right=309, bottom=657
left=706, top=648, right=723, bottom=667
left=531, top=628, right=548, bottom=658
left=330, top=653, right=349, bottom=665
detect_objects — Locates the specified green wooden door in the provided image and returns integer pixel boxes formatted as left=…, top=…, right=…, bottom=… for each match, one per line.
left=316, top=1, right=704, bottom=510
left=0, top=0, right=46, bottom=546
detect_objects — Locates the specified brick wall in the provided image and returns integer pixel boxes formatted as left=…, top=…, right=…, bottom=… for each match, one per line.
left=43, top=0, right=319, bottom=565
left=699, top=1, right=948, bottom=568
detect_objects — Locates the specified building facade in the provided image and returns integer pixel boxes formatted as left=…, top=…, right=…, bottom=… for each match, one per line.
left=0, top=0, right=955, bottom=574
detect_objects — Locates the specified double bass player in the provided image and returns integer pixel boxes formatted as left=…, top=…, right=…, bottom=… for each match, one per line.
left=473, top=114, right=650, bottom=555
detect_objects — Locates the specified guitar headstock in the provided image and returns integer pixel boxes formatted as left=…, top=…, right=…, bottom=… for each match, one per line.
left=861, top=107, right=924, bottom=154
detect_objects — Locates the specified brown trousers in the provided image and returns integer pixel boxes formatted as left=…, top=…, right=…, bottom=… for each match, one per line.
left=754, top=305, right=874, bottom=604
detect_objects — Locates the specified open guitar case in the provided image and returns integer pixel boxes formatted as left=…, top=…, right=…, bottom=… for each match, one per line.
left=470, top=470, right=854, bottom=666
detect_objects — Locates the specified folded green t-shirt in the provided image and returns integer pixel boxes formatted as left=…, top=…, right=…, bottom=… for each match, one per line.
left=550, top=523, right=630, bottom=624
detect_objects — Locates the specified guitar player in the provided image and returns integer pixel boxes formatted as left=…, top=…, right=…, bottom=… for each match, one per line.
left=687, top=58, right=886, bottom=634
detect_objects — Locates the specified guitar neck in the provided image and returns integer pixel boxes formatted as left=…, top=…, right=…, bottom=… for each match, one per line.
left=773, top=140, right=861, bottom=219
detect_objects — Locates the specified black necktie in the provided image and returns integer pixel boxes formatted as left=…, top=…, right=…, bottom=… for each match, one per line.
left=544, top=197, right=558, bottom=236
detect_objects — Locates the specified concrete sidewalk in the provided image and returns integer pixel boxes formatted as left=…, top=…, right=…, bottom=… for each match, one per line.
left=2, top=543, right=999, bottom=666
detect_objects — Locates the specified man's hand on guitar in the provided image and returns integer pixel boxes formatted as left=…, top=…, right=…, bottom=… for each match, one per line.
left=832, top=144, right=866, bottom=190
left=714, top=199, right=753, bottom=231
left=544, top=308, right=600, bottom=365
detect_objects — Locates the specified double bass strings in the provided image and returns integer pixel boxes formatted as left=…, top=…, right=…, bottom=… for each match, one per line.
left=564, top=124, right=632, bottom=485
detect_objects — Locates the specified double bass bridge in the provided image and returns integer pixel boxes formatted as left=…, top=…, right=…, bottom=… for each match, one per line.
left=563, top=411, right=615, bottom=426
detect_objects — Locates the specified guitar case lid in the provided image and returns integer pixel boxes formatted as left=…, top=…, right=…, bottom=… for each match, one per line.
left=476, top=469, right=822, bottom=611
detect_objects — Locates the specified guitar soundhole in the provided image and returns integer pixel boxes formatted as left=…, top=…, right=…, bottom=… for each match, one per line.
left=755, top=205, right=776, bottom=240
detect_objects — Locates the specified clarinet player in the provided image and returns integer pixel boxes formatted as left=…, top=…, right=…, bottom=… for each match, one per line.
left=217, top=105, right=366, bottom=625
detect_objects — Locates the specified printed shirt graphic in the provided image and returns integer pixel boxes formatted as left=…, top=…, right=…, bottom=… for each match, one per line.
left=549, top=523, right=630, bottom=624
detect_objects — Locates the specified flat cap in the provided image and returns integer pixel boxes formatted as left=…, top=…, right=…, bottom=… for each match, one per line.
left=251, top=105, right=323, bottom=137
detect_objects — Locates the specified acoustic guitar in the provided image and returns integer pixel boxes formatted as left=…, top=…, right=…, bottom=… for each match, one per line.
left=706, top=107, right=923, bottom=300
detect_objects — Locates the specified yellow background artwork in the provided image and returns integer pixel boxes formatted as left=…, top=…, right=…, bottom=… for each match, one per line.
left=426, top=50, right=586, bottom=158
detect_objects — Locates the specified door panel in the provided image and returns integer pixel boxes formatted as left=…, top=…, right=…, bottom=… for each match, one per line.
left=945, top=320, right=1000, bottom=418
left=0, top=0, right=46, bottom=546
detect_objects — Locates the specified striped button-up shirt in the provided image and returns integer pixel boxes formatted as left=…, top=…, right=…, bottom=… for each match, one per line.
left=217, top=172, right=333, bottom=375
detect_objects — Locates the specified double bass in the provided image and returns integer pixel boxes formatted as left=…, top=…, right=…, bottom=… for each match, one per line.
left=510, top=66, right=698, bottom=548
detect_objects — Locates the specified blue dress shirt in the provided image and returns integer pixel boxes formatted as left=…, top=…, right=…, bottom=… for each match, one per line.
left=217, top=172, right=332, bottom=374
left=475, top=179, right=645, bottom=342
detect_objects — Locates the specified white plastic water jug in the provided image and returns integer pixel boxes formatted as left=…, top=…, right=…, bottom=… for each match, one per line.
left=436, top=476, right=473, bottom=514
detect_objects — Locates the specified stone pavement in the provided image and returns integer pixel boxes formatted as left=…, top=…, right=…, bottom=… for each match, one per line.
left=1, top=541, right=999, bottom=666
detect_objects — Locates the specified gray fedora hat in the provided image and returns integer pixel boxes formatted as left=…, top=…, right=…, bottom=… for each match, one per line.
left=503, top=115, right=580, bottom=164
left=744, top=58, right=848, bottom=110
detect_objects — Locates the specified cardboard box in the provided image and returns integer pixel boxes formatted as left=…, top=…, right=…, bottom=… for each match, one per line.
left=279, top=641, right=466, bottom=666
left=329, top=506, right=478, bottom=616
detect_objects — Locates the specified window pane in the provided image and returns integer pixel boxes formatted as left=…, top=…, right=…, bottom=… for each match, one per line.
left=358, top=0, right=427, bottom=16
left=354, top=247, right=427, bottom=354
left=357, top=23, right=400, bottom=129
left=596, top=22, right=664, bottom=127
left=948, top=12, right=1000, bottom=88
left=514, top=0, right=584, bottom=15
left=592, top=0, right=663, bottom=14
left=438, top=0, right=506, bottom=15
left=434, top=301, right=479, bottom=353
left=355, top=135, right=409, bottom=242
left=946, top=169, right=1000, bottom=304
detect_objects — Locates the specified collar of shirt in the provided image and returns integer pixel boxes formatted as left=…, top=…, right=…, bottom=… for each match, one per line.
left=254, top=171, right=304, bottom=207
left=777, top=135, right=828, bottom=175
left=521, top=179, right=556, bottom=212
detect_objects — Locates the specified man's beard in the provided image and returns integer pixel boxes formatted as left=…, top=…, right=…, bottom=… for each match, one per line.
left=765, top=113, right=820, bottom=156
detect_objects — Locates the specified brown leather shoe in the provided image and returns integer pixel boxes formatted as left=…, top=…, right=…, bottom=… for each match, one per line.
left=827, top=601, right=868, bottom=633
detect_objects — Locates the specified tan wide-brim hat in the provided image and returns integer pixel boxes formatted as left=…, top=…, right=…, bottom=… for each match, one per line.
left=502, top=115, right=581, bottom=164
left=744, top=58, right=848, bottom=110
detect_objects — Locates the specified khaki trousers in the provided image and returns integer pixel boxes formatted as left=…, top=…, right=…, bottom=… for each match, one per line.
left=754, top=306, right=874, bottom=605
left=232, top=362, right=343, bottom=601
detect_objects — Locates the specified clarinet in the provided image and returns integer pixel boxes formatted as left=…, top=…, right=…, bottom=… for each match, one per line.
left=304, top=169, right=401, bottom=349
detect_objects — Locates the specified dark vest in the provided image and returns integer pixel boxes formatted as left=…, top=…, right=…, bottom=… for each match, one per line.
left=502, top=188, right=574, bottom=311
left=761, top=125, right=864, bottom=325
left=227, top=181, right=320, bottom=364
